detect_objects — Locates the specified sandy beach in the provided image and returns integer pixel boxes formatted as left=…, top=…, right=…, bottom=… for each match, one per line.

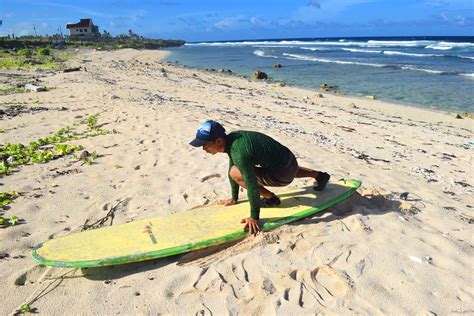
left=1, top=48, right=473, bottom=315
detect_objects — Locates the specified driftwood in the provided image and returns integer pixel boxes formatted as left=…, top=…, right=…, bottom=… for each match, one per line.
left=63, top=67, right=82, bottom=73
left=81, top=198, right=130, bottom=231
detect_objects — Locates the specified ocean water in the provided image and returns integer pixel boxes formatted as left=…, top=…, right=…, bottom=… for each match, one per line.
left=165, top=36, right=474, bottom=113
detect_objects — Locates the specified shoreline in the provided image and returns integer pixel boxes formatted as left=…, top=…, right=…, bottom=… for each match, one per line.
left=163, top=49, right=473, bottom=121
left=165, top=42, right=474, bottom=113
left=1, top=48, right=472, bottom=315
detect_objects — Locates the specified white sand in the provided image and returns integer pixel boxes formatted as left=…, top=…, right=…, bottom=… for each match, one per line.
left=1, top=48, right=473, bottom=315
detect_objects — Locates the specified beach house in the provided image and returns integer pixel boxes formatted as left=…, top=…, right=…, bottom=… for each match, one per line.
left=66, top=19, right=100, bottom=40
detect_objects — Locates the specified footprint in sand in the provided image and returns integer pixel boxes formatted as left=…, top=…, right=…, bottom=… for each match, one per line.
left=308, top=265, right=354, bottom=304
left=323, top=243, right=372, bottom=279
left=280, top=265, right=353, bottom=309
left=345, top=214, right=372, bottom=233
left=13, top=265, right=50, bottom=286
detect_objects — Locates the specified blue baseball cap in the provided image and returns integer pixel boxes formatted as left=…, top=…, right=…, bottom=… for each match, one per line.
left=190, top=120, right=226, bottom=147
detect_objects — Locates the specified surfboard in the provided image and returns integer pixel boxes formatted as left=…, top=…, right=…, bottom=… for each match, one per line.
left=32, top=179, right=361, bottom=267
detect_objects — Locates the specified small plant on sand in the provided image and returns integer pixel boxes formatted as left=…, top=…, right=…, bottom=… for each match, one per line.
left=83, top=150, right=98, bottom=165
left=0, top=161, right=11, bottom=175
left=1, top=190, right=19, bottom=208
left=1, top=137, right=82, bottom=174
left=0, top=214, right=21, bottom=227
left=37, top=47, right=50, bottom=56
left=83, top=113, right=110, bottom=137
left=16, top=303, right=35, bottom=314
left=0, top=87, right=26, bottom=95
left=8, top=215, right=19, bottom=225
left=17, top=48, right=32, bottom=57
left=0, top=114, right=110, bottom=176
left=87, top=114, right=98, bottom=129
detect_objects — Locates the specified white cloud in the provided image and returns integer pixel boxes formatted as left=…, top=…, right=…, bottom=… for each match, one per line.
left=437, top=12, right=473, bottom=26
left=214, top=15, right=247, bottom=30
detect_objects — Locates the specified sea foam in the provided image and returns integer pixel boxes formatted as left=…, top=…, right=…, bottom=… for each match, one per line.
left=281, top=53, right=464, bottom=76
left=282, top=53, right=387, bottom=67
left=341, top=48, right=383, bottom=53
left=253, top=50, right=279, bottom=58
left=426, top=42, right=474, bottom=50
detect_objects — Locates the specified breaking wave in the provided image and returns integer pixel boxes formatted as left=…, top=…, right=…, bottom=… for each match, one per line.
left=366, top=40, right=435, bottom=47
left=383, top=51, right=443, bottom=57
left=426, top=42, right=474, bottom=50
left=341, top=48, right=383, bottom=54
left=253, top=50, right=279, bottom=58
left=282, top=53, right=388, bottom=67
left=319, top=48, right=474, bottom=60
left=280, top=53, right=467, bottom=76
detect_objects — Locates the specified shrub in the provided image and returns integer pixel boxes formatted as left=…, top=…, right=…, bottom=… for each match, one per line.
left=37, top=47, right=50, bottom=56
left=17, top=48, right=32, bottom=57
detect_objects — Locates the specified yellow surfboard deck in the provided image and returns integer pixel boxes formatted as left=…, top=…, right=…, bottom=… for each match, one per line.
left=32, top=179, right=360, bottom=267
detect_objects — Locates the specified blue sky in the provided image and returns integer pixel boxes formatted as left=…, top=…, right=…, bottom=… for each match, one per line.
left=1, top=0, right=473, bottom=41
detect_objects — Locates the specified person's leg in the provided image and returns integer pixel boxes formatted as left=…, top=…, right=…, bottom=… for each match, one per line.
left=295, top=166, right=330, bottom=191
left=295, top=166, right=319, bottom=179
left=229, top=165, right=275, bottom=199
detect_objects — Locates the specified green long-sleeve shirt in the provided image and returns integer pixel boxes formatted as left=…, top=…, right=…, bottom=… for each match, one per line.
left=225, top=131, right=292, bottom=219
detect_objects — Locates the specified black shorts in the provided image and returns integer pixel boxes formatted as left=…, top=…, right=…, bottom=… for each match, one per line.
left=255, top=153, right=299, bottom=187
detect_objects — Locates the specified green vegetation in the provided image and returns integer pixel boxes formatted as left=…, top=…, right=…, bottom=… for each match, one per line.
left=37, top=47, right=50, bottom=56
left=0, top=87, right=26, bottom=95
left=0, top=114, right=110, bottom=176
left=18, top=303, right=33, bottom=314
left=87, top=113, right=98, bottom=129
left=0, top=191, right=20, bottom=229
left=81, top=113, right=110, bottom=137
left=0, top=31, right=184, bottom=54
left=83, top=151, right=98, bottom=165
left=1, top=190, right=18, bottom=208
left=0, top=31, right=183, bottom=70
left=0, top=114, right=109, bottom=233
left=0, top=48, right=68, bottom=70
left=0, top=128, right=82, bottom=175
left=0, top=216, right=16, bottom=226
left=17, top=48, right=32, bottom=57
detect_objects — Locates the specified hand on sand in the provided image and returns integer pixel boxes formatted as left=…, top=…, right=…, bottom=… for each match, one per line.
left=241, top=217, right=260, bottom=236
left=220, top=198, right=237, bottom=206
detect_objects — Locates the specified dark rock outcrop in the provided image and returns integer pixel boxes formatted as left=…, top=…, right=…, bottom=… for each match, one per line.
left=217, top=68, right=232, bottom=74
left=319, top=83, right=338, bottom=91
left=253, top=70, right=268, bottom=80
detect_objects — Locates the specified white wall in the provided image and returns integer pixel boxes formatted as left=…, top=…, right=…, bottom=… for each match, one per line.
left=68, top=26, right=97, bottom=38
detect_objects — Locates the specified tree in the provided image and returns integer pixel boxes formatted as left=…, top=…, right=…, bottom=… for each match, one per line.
left=127, top=29, right=142, bottom=39
left=102, top=29, right=112, bottom=38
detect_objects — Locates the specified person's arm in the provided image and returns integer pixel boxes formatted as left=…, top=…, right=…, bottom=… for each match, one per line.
left=233, top=153, right=261, bottom=220
left=228, top=156, right=239, bottom=202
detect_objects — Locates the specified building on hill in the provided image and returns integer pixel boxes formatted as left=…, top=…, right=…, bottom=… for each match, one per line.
left=66, top=19, right=99, bottom=40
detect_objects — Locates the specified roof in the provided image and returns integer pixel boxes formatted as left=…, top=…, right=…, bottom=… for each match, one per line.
left=66, top=19, right=94, bottom=28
